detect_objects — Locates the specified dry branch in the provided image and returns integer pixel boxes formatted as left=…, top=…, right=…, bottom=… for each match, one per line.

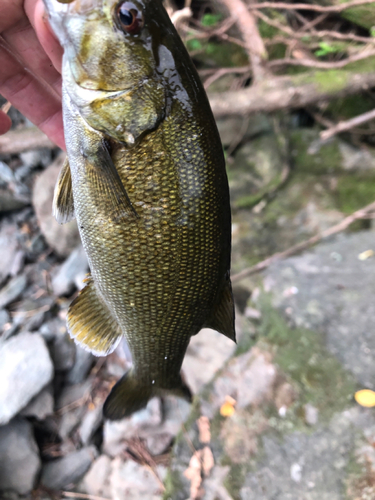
left=208, top=68, right=375, bottom=117
left=232, top=200, right=375, bottom=283
left=320, top=107, right=375, bottom=140
left=0, top=127, right=55, bottom=155
left=247, top=0, right=375, bottom=13
left=219, top=0, right=268, bottom=82
left=268, top=49, right=375, bottom=70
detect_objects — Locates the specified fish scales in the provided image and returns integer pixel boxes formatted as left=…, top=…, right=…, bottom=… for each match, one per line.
left=44, top=0, right=235, bottom=419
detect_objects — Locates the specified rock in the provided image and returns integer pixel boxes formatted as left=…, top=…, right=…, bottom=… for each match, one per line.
left=0, top=419, right=41, bottom=495
left=216, top=114, right=272, bottom=147
left=0, top=189, right=29, bottom=213
left=39, top=317, right=66, bottom=342
left=50, top=331, right=76, bottom=371
left=0, top=308, right=10, bottom=331
left=52, top=245, right=88, bottom=296
left=20, top=385, right=54, bottom=420
left=104, top=396, right=191, bottom=457
left=182, top=328, right=237, bottom=394
left=0, top=333, right=54, bottom=424
left=41, top=446, right=97, bottom=490
left=66, top=346, right=94, bottom=384
left=0, top=223, right=19, bottom=284
left=264, top=230, right=375, bottom=388
left=82, top=455, right=111, bottom=497
left=0, top=274, right=27, bottom=309
left=0, top=161, right=15, bottom=184
left=109, top=458, right=166, bottom=500
left=304, top=404, right=319, bottom=426
left=78, top=405, right=103, bottom=445
left=230, top=133, right=287, bottom=209
left=56, top=380, right=92, bottom=439
left=32, top=154, right=80, bottom=257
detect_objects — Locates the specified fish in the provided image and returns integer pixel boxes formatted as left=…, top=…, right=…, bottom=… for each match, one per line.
left=43, top=0, right=235, bottom=420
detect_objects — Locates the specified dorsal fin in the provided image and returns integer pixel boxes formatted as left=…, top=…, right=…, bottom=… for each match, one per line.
left=67, top=276, right=122, bottom=356
left=53, top=157, right=75, bottom=224
left=204, top=277, right=236, bottom=342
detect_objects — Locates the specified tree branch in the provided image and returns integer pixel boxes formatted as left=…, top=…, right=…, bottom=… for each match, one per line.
left=218, top=0, right=268, bottom=82
left=320, top=107, right=375, bottom=140
left=232, top=200, right=375, bottom=283
left=208, top=67, right=375, bottom=117
left=247, top=0, right=375, bottom=13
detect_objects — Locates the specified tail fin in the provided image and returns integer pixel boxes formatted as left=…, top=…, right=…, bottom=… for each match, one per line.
left=103, top=370, right=192, bottom=420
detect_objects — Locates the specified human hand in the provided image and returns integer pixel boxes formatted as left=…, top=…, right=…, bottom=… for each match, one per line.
left=0, top=0, right=65, bottom=149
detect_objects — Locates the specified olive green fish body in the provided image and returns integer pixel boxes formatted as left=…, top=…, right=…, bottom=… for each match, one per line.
left=44, top=0, right=234, bottom=418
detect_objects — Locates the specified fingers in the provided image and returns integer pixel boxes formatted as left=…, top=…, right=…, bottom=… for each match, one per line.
left=0, top=111, right=12, bottom=135
left=0, top=39, right=65, bottom=149
left=31, top=0, right=63, bottom=75
left=2, top=0, right=62, bottom=97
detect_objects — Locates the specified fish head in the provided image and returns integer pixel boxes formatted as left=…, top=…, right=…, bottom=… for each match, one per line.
left=43, top=0, right=173, bottom=144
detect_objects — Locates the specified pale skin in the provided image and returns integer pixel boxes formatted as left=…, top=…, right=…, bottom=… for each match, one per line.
left=0, top=0, right=65, bottom=149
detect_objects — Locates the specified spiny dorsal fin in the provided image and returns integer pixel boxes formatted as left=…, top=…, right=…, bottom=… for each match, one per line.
left=53, top=157, right=75, bottom=224
left=67, top=276, right=122, bottom=356
left=204, top=277, right=236, bottom=342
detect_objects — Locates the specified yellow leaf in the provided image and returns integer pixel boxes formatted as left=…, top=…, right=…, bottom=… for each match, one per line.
left=358, top=250, right=374, bottom=261
left=220, top=396, right=236, bottom=417
left=354, top=389, right=375, bottom=407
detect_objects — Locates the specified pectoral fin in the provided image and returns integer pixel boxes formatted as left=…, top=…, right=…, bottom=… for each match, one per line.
left=204, top=277, right=236, bottom=342
left=53, top=157, right=75, bottom=224
left=67, top=275, right=122, bottom=356
left=84, top=141, right=138, bottom=222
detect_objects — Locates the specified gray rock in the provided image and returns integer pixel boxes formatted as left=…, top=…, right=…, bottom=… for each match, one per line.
left=78, top=405, right=103, bottom=445
left=82, top=455, right=111, bottom=497
left=0, top=274, right=27, bottom=309
left=50, top=331, right=76, bottom=371
left=0, top=161, right=15, bottom=184
left=264, top=231, right=375, bottom=388
left=109, top=458, right=166, bottom=500
left=104, top=396, right=191, bottom=457
left=231, top=133, right=287, bottom=209
left=0, top=189, right=29, bottom=213
left=0, top=333, right=54, bottom=424
left=0, top=419, right=41, bottom=495
left=32, top=154, right=80, bottom=257
left=20, top=385, right=54, bottom=420
left=41, top=446, right=97, bottom=490
left=216, top=114, right=272, bottom=147
left=56, top=380, right=92, bottom=439
left=39, top=317, right=66, bottom=342
left=0, top=308, right=10, bottom=332
left=66, top=346, right=94, bottom=384
left=52, top=245, right=88, bottom=296
left=0, top=223, right=19, bottom=284
left=182, top=328, right=238, bottom=394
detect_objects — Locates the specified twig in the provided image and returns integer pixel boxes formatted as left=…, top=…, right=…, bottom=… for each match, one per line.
left=232, top=200, right=375, bottom=283
left=321, top=107, right=375, bottom=140
left=247, top=0, right=375, bottom=13
left=62, top=492, right=110, bottom=500
left=219, top=0, right=268, bottom=82
left=268, top=48, right=375, bottom=70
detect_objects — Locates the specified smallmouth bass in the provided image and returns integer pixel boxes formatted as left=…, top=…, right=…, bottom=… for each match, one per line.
left=43, top=0, right=235, bottom=419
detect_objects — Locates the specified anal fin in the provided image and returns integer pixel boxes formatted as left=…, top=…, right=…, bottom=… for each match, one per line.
left=53, top=157, right=75, bottom=224
left=67, top=276, right=122, bottom=356
left=204, top=276, right=236, bottom=342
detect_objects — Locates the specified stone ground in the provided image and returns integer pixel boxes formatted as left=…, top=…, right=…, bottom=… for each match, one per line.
left=2, top=102, right=375, bottom=500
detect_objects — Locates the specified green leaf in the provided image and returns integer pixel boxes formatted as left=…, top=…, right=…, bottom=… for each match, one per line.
left=187, top=38, right=203, bottom=51
left=201, top=13, right=222, bottom=27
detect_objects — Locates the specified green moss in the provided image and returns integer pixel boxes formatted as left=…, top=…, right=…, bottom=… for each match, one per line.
left=223, top=463, right=247, bottom=500
left=258, top=300, right=356, bottom=422
left=341, top=4, right=375, bottom=30
left=163, top=470, right=185, bottom=500
left=336, top=174, right=375, bottom=214
left=326, top=93, right=375, bottom=120
left=290, top=129, right=342, bottom=174
left=313, top=69, right=349, bottom=93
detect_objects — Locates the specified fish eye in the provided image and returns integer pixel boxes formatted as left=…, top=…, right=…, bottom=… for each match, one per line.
left=116, top=2, right=144, bottom=35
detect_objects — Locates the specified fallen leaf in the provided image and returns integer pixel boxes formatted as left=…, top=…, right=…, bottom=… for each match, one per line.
left=220, top=396, right=236, bottom=417
left=358, top=249, right=374, bottom=261
left=354, top=389, right=375, bottom=407
left=197, top=416, right=211, bottom=444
